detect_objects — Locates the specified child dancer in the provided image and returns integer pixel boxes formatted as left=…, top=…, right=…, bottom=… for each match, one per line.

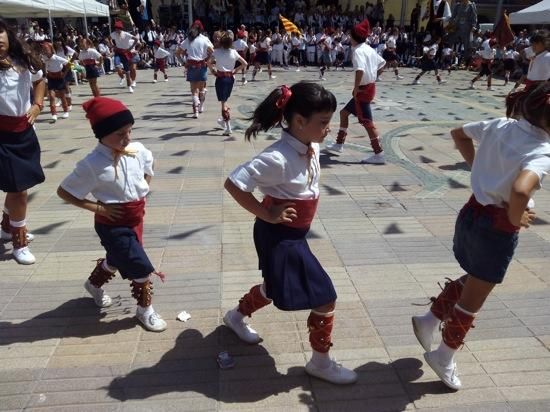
left=57, top=97, right=167, bottom=332
left=513, top=30, right=549, bottom=92
left=412, top=82, right=550, bottom=390
left=0, top=18, right=45, bottom=265
left=502, top=46, right=518, bottom=86
left=382, top=29, right=403, bottom=80
left=209, top=32, right=248, bottom=136
left=79, top=37, right=103, bottom=97
left=412, top=38, right=446, bottom=85
left=233, top=30, right=249, bottom=84
left=110, top=20, right=140, bottom=93
left=152, top=40, right=170, bottom=83
left=252, top=30, right=276, bottom=81
left=42, top=42, right=70, bottom=122
left=325, top=19, right=387, bottom=165
left=223, top=82, right=357, bottom=385
left=470, top=36, right=496, bottom=90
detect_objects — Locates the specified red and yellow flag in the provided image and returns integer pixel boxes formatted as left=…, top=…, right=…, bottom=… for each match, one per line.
left=279, top=14, right=301, bottom=34
left=493, top=11, right=514, bottom=47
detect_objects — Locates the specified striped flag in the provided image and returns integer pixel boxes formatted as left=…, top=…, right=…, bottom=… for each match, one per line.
left=279, top=14, right=301, bottom=34
left=493, top=11, right=514, bottom=47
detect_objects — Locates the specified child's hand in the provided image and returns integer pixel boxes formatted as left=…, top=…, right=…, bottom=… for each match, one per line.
left=520, top=209, right=536, bottom=228
left=268, top=202, right=297, bottom=224
left=96, top=202, right=124, bottom=221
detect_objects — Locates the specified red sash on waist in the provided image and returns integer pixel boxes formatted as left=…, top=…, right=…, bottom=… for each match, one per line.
left=115, top=48, right=133, bottom=60
left=357, top=83, right=376, bottom=103
left=94, top=198, right=146, bottom=244
left=187, top=59, right=207, bottom=68
left=465, top=195, right=520, bottom=234
left=261, top=195, right=319, bottom=229
left=83, top=59, right=97, bottom=66
left=0, top=115, right=31, bottom=133
left=47, top=71, right=65, bottom=79
left=216, top=71, right=234, bottom=78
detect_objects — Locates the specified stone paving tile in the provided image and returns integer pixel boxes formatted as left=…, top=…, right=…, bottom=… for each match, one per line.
left=1, top=67, right=550, bottom=411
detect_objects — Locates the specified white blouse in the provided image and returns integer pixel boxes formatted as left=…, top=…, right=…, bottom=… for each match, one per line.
left=0, top=66, right=43, bottom=117
left=181, top=34, right=213, bottom=60
left=60, top=141, right=154, bottom=203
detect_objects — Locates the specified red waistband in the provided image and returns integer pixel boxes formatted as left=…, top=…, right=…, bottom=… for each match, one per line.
left=187, top=59, right=207, bottom=68
left=465, top=195, right=520, bottom=233
left=0, top=115, right=31, bottom=133
left=83, top=59, right=97, bottom=66
left=216, top=71, right=234, bottom=77
left=47, top=71, right=65, bottom=79
left=115, top=48, right=132, bottom=59
left=357, top=83, right=376, bottom=102
left=94, top=198, right=145, bottom=227
left=261, top=195, right=319, bottom=229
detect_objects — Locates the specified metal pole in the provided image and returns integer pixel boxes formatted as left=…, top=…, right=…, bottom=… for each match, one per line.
left=400, top=0, right=407, bottom=27
left=188, top=0, right=193, bottom=28
left=495, top=0, right=504, bottom=24
left=83, top=0, right=89, bottom=37
left=48, top=0, right=54, bottom=39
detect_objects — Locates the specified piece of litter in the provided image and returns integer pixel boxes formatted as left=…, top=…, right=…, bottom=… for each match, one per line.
left=177, top=311, right=191, bottom=322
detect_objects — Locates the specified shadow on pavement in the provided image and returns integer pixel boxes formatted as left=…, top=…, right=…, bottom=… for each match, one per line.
left=0, top=298, right=137, bottom=346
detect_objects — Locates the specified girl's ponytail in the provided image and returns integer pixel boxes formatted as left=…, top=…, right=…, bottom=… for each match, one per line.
left=245, top=86, right=288, bottom=141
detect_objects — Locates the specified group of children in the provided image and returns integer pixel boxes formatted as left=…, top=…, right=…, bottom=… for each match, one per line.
left=3, top=16, right=550, bottom=392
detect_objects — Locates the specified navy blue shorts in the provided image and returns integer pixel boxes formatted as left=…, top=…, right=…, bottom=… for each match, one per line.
left=85, top=65, right=100, bottom=79
left=253, top=218, right=337, bottom=311
left=453, top=203, right=518, bottom=284
left=94, top=223, right=154, bottom=279
left=255, top=51, right=271, bottom=65
left=479, top=62, right=492, bottom=77
left=420, top=57, right=437, bottom=72
left=187, top=66, right=207, bottom=82
left=215, top=76, right=234, bottom=101
left=343, top=97, right=373, bottom=125
left=47, top=77, right=66, bottom=91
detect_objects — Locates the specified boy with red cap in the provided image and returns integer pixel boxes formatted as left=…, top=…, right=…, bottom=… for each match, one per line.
left=56, top=97, right=167, bottom=332
left=110, top=20, right=140, bottom=93
left=152, top=40, right=170, bottom=83
left=325, top=19, right=387, bottom=165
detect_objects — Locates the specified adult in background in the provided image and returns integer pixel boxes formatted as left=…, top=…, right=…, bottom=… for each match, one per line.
left=447, top=0, right=477, bottom=66
left=0, top=19, right=46, bottom=265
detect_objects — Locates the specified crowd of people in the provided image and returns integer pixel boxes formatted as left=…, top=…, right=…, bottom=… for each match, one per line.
left=1, top=3, right=549, bottom=398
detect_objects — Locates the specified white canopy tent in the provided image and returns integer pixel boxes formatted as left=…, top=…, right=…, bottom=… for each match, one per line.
left=509, top=0, right=550, bottom=25
left=0, top=0, right=110, bottom=36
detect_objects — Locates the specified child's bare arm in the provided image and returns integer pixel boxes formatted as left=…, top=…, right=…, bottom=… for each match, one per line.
left=57, top=186, right=123, bottom=221
left=507, top=170, right=538, bottom=227
left=451, top=127, right=475, bottom=167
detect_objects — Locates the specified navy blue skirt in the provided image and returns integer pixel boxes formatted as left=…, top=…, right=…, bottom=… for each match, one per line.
left=0, top=127, right=45, bottom=193
left=215, top=76, right=234, bottom=101
left=253, top=218, right=337, bottom=311
left=47, top=77, right=66, bottom=91
left=85, top=65, right=100, bottom=79
left=95, top=223, right=154, bottom=279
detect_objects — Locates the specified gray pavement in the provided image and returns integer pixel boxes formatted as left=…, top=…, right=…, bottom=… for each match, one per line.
left=1, top=65, right=550, bottom=412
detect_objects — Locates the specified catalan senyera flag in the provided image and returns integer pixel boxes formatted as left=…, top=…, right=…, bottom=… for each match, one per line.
left=493, top=11, right=514, bottom=47
left=279, top=14, right=301, bottom=34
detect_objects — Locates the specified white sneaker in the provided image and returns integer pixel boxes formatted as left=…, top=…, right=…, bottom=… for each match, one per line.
left=223, top=128, right=232, bottom=136
left=396, top=75, right=404, bottom=80
left=438, top=80, right=447, bottom=84
left=412, top=79, right=420, bottom=85
left=1, top=229, right=34, bottom=242
left=136, top=309, right=167, bottom=332
left=320, top=76, right=326, bottom=81
left=325, top=142, right=344, bottom=153
left=128, top=86, right=134, bottom=93
left=217, top=118, right=226, bottom=128
left=68, top=105, right=72, bottom=111
left=487, top=86, right=494, bottom=91
left=84, top=279, right=112, bottom=308
left=55, top=101, right=61, bottom=107
left=305, top=359, right=358, bottom=385
left=193, top=112, right=199, bottom=119
left=131, top=81, right=137, bottom=87
left=269, top=75, right=276, bottom=80
left=61, top=112, right=69, bottom=119
left=361, top=153, right=386, bottom=164
left=13, top=246, right=36, bottom=265
left=223, top=309, right=261, bottom=344
left=424, top=350, right=462, bottom=390
left=152, top=79, right=157, bottom=83
left=51, top=114, right=58, bottom=122
left=242, top=79, right=248, bottom=85
left=199, top=103, right=205, bottom=113
left=119, top=78, right=124, bottom=86
left=164, top=78, right=168, bottom=82
left=469, top=83, right=476, bottom=89
left=296, top=68, right=301, bottom=72
left=412, top=315, right=436, bottom=352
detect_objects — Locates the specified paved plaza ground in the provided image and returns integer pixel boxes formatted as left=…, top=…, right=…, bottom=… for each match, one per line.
left=1, top=66, right=550, bottom=412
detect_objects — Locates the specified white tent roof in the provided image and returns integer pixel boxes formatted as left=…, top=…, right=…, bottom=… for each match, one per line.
left=509, top=0, right=550, bottom=25
left=0, top=0, right=109, bottom=18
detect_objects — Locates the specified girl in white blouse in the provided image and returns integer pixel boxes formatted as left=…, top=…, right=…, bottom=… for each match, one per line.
left=223, top=82, right=358, bottom=385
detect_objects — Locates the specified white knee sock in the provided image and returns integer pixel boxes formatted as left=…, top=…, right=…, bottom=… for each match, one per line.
left=311, top=350, right=331, bottom=369
left=420, top=310, right=440, bottom=330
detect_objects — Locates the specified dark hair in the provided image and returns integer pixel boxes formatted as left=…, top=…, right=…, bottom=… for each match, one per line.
left=187, top=27, right=199, bottom=42
left=245, top=81, right=337, bottom=141
left=506, top=81, right=550, bottom=131
left=530, top=29, right=550, bottom=51
left=220, top=33, right=232, bottom=49
left=0, top=19, right=42, bottom=73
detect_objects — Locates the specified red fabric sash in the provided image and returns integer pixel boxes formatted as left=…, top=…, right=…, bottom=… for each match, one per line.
left=115, top=48, right=133, bottom=61
left=216, top=71, right=234, bottom=77
left=356, top=83, right=376, bottom=103
left=0, top=115, right=31, bottom=133
left=94, top=198, right=146, bottom=244
left=261, top=195, right=319, bottom=229
left=47, top=71, right=65, bottom=79
left=82, top=59, right=97, bottom=66
left=186, top=59, right=207, bottom=68
left=465, top=195, right=520, bottom=233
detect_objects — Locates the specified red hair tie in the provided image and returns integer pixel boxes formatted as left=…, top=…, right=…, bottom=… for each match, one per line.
left=275, top=85, right=292, bottom=110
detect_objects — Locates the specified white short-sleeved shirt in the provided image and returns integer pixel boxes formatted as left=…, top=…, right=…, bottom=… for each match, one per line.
left=229, top=130, right=320, bottom=200
left=153, top=47, right=171, bottom=59
left=56, top=46, right=75, bottom=60
left=503, top=50, right=519, bottom=60
left=463, top=117, right=550, bottom=208
left=480, top=39, right=495, bottom=60
left=352, top=42, right=386, bottom=85
left=213, top=48, right=241, bottom=71
left=528, top=50, right=550, bottom=81
left=181, top=34, right=213, bottom=60
left=44, top=54, right=68, bottom=73
left=111, top=30, right=134, bottom=50
left=60, top=141, right=154, bottom=203
left=0, top=66, right=43, bottom=117
left=79, top=48, right=102, bottom=64
left=258, top=37, right=271, bottom=51
left=386, top=36, right=396, bottom=49
left=233, top=38, right=248, bottom=52
left=442, top=47, right=452, bottom=57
